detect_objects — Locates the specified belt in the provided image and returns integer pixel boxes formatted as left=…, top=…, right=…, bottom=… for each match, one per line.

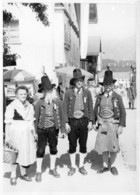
left=99, top=109, right=114, bottom=119
left=73, top=110, right=84, bottom=119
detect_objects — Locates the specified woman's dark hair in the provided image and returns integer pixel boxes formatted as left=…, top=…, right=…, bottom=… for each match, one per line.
left=15, top=85, right=29, bottom=94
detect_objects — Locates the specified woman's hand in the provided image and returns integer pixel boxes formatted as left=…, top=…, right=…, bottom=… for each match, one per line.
left=31, top=129, right=38, bottom=141
left=34, top=133, right=38, bottom=142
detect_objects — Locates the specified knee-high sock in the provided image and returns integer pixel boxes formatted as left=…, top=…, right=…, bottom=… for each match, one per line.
left=110, top=152, right=117, bottom=167
left=79, top=153, right=86, bottom=168
left=11, top=164, right=17, bottom=178
left=70, top=153, right=76, bottom=168
left=20, top=166, right=26, bottom=176
left=36, top=158, right=43, bottom=173
left=50, top=155, right=57, bottom=170
left=102, top=152, right=109, bottom=167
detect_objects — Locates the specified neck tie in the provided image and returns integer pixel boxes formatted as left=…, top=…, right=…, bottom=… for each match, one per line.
left=77, top=89, right=80, bottom=94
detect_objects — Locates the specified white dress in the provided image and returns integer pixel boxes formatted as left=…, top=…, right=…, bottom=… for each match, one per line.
left=5, top=99, right=36, bottom=166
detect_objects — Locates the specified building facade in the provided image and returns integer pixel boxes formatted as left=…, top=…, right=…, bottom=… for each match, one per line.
left=3, top=3, right=80, bottom=87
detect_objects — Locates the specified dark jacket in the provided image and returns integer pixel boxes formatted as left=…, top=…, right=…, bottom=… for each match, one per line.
left=93, top=91, right=126, bottom=127
left=34, top=98, right=65, bottom=133
left=127, top=86, right=136, bottom=100
left=63, top=88, right=94, bottom=123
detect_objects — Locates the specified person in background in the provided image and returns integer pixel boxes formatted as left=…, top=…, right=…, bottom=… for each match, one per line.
left=93, top=70, right=126, bottom=176
left=105, top=65, right=113, bottom=78
left=34, top=75, right=66, bottom=182
left=57, top=82, right=64, bottom=101
left=4, top=85, right=36, bottom=185
left=27, top=91, right=34, bottom=104
left=127, top=82, right=136, bottom=109
left=63, top=69, right=93, bottom=176
left=87, top=77, right=97, bottom=109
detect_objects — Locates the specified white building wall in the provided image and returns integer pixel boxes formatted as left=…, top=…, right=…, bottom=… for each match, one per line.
left=68, top=4, right=80, bottom=67
left=80, top=3, right=89, bottom=59
left=54, top=4, right=80, bottom=68
left=19, top=4, right=57, bottom=83
left=54, top=9, right=65, bottom=66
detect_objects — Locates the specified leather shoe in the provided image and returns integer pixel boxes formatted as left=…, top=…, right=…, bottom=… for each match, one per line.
left=79, top=166, right=87, bottom=175
left=68, top=167, right=76, bottom=176
left=49, top=169, right=60, bottom=178
left=10, top=177, right=17, bottom=185
left=97, top=167, right=109, bottom=174
left=20, top=174, right=32, bottom=182
left=110, top=167, right=118, bottom=175
left=35, top=172, right=42, bottom=182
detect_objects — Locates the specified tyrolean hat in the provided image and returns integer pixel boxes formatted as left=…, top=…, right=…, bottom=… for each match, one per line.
left=70, top=69, right=85, bottom=86
left=38, top=75, right=55, bottom=93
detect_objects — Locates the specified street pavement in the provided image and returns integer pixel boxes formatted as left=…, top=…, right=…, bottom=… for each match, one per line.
left=2, top=98, right=138, bottom=195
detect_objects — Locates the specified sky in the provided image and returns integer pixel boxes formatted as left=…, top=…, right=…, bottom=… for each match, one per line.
left=97, top=3, right=137, bottom=39
left=90, top=3, right=137, bottom=61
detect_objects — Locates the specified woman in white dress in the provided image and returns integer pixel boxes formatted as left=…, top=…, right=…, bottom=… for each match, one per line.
left=5, top=85, right=37, bottom=185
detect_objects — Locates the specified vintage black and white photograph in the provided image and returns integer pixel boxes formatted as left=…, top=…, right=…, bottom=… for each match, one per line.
left=2, top=0, right=140, bottom=194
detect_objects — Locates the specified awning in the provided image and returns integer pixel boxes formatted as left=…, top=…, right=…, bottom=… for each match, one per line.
left=87, top=36, right=101, bottom=56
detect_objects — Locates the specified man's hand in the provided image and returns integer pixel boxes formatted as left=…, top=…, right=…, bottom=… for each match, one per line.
left=65, top=123, right=71, bottom=133
left=92, top=124, right=97, bottom=131
left=87, top=121, right=93, bottom=132
left=117, top=126, right=123, bottom=135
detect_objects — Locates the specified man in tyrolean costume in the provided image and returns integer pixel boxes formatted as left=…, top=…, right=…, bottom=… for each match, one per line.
left=63, top=69, right=93, bottom=176
left=34, top=75, right=66, bottom=182
left=93, top=70, right=126, bottom=175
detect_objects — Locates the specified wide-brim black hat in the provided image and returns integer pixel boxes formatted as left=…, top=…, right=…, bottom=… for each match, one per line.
left=38, top=75, right=55, bottom=93
left=99, top=79, right=117, bottom=86
left=70, top=68, right=85, bottom=86
left=99, top=70, right=117, bottom=86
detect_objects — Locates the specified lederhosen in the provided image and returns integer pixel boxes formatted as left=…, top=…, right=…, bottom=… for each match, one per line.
left=94, top=94, right=120, bottom=154
left=68, top=90, right=88, bottom=154
left=37, top=102, right=59, bottom=157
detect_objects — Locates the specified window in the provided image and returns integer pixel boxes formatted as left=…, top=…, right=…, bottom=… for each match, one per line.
left=4, top=19, right=20, bottom=44
left=89, top=4, right=98, bottom=23
left=64, top=20, right=71, bottom=50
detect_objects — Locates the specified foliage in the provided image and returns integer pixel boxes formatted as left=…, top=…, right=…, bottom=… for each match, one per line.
left=22, top=3, right=49, bottom=26
left=3, top=3, right=49, bottom=67
left=7, top=2, right=50, bottom=26
left=3, top=9, right=13, bottom=24
left=3, top=9, right=19, bottom=67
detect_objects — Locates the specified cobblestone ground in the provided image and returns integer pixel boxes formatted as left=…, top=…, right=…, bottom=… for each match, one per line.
left=2, top=96, right=138, bottom=195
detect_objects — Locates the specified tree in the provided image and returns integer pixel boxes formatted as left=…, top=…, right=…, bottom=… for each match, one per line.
left=3, top=3, right=50, bottom=67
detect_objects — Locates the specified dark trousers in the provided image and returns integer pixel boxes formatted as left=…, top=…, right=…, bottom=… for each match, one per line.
left=37, top=127, right=59, bottom=157
left=68, top=117, right=89, bottom=154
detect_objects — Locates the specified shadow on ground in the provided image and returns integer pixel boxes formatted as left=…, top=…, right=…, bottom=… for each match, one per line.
left=3, top=150, right=103, bottom=179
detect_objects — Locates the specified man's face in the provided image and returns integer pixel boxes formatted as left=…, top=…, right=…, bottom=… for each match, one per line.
left=104, top=83, right=114, bottom=93
left=92, top=81, right=96, bottom=87
left=75, top=78, right=84, bottom=89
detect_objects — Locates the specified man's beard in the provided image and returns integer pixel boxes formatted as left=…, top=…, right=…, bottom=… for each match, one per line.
left=45, top=89, right=58, bottom=103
